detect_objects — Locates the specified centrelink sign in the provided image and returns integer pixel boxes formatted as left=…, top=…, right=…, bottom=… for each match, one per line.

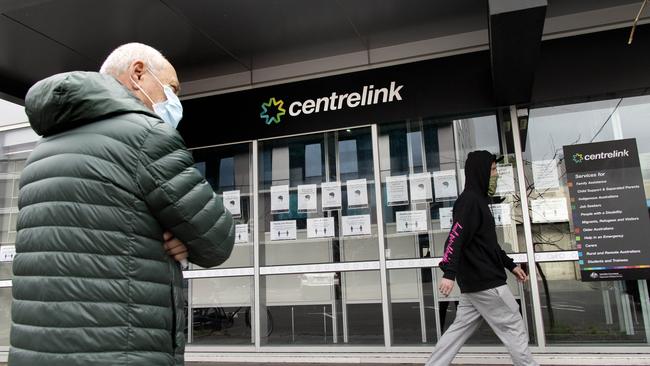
left=260, top=81, right=404, bottom=125
left=564, top=138, right=640, bottom=175
left=572, top=149, right=630, bottom=164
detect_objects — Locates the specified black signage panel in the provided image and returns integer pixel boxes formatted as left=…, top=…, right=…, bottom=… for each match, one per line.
left=178, top=51, right=495, bottom=148
left=564, top=138, right=650, bottom=281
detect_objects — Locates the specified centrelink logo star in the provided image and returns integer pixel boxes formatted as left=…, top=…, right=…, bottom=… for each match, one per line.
left=260, top=97, right=286, bottom=125
left=572, top=153, right=584, bottom=164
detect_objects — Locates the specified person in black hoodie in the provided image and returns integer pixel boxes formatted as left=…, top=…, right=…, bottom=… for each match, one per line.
left=424, top=151, right=538, bottom=366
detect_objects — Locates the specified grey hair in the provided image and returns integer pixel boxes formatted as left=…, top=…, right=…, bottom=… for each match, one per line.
left=99, top=42, right=169, bottom=76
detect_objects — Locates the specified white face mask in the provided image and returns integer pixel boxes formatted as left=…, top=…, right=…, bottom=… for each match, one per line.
left=131, top=70, right=183, bottom=129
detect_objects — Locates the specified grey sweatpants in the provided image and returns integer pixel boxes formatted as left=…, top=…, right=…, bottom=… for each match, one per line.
left=424, top=285, right=538, bottom=366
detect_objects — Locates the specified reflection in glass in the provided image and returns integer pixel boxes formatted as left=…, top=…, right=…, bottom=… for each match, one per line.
left=537, top=262, right=647, bottom=344
left=261, top=271, right=384, bottom=345
left=190, top=276, right=253, bottom=345
left=258, top=127, right=379, bottom=266
left=389, top=268, right=436, bottom=345
left=378, top=115, right=515, bottom=261
left=0, top=287, right=10, bottom=346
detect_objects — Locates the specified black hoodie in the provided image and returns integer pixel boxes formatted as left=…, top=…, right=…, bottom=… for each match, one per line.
left=439, top=150, right=516, bottom=293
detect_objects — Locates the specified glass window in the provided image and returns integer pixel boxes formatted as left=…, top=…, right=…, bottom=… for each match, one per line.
left=0, top=287, right=10, bottom=347
left=260, top=270, right=383, bottom=345
left=378, top=114, right=533, bottom=346
left=189, top=276, right=253, bottom=345
left=0, top=128, right=38, bottom=280
left=257, top=127, right=379, bottom=266
left=377, top=116, right=523, bottom=261
left=192, top=142, right=254, bottom=269
left=525, top=96, right=650, bottom=344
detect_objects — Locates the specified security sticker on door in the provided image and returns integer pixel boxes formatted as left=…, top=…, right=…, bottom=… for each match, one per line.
left=0, top=245, right=16, bottom=262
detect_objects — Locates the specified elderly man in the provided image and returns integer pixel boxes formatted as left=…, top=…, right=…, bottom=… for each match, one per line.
left=9, top=43, right=235, bottom=366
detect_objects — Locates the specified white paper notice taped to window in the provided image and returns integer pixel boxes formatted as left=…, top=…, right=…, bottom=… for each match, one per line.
left=489, top=203, right=512, bottom=226
left=307, top=217, right=335, bottom=238
left=396, top=210, right=428, bottom=233
left=386, top=175, right=409, bottom=205
left=342, top=214, right=372, bottom=236
left=298, top=184, right=318, bottom=212
left=271, top=185, right=290, bottom=213
left=346, top=179, right=368, bottom=208
left=234, top=224, right=249, bottom=244
left=0, top=245, right=15, bottom=262
left=270, top=220, right=297, bottom=240
left=409, top=173, right=433, bottom=202
left=532, top=159, right=560, bottom=190
left=432, top=170, right=458, bottom=201
left=530, top=197, right=569, bottom=223
left=439, top=207, right=453, bottom=230
left=321, top=181, right=342, bottom=210
left=222, top=190, right=241, bottom=217
left=496, top=164, right=515, bottom=195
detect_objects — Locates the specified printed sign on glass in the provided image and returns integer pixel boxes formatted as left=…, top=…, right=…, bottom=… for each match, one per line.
left=271, top=185, right=290, bottom=213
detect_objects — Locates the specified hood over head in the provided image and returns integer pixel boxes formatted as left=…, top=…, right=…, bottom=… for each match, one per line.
left=25, top=71, right=157, bottom=136
left=463, top=150, right=497, bottom=196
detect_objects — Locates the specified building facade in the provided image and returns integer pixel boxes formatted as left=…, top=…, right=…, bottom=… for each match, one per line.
left=1, top=6, right=650, bottom=365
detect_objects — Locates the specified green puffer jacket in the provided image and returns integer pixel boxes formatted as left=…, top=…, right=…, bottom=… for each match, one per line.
left=9, top=72, right=235, bottom=366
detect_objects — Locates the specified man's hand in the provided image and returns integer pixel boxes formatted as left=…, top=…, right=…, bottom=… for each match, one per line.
left=439, top=278, right=455, bottom=297
left=512, top=265, right=529, bottom=282
left=163, top=231, right=188, bottom=262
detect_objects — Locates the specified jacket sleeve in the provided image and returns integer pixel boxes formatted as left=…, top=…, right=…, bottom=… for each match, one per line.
left=499, top=247, right=517, bottom=272
left=136, top=123, right=235, bottom=268
left=439, top=197, right=480, bottom=281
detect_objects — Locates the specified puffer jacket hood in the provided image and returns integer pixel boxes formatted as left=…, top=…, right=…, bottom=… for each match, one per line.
left=25, top=71, right=156, bottom=136
left=463, top=150, right=496, bottom=196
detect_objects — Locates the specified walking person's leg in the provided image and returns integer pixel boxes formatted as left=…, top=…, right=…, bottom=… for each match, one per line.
left=424, top=295, right=483, bottom=366
left=467, top=285, right=538, bottom=366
